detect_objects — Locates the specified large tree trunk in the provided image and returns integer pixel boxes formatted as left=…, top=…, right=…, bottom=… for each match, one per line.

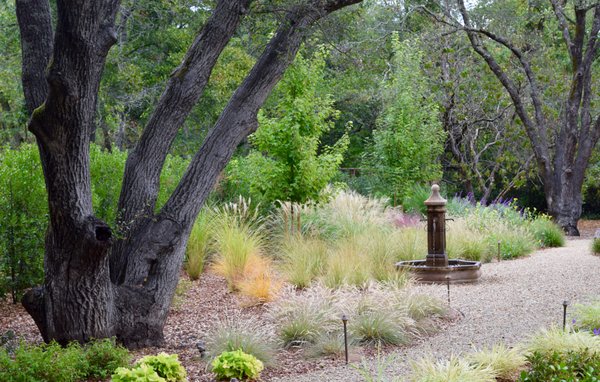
left=17, top=0, right=362, bottom=348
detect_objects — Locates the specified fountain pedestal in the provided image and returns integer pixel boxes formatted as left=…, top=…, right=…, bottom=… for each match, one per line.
left=396, top=184, right=481, bottom=284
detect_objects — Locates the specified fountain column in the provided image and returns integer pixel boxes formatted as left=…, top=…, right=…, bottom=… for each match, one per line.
left=425, top=184, right=448, bottom=267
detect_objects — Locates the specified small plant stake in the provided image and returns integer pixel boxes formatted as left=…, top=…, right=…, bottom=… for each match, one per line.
left=341, top=314, right=349, bottom=365
left=445, top=276, right=451, bottom=305
left=563, top=300, right=569, bottom=331
left=497, top=240, right=501, bottom=261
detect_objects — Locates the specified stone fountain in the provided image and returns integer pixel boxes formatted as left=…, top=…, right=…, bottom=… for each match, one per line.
left=396, top=184, right=481, bottom=283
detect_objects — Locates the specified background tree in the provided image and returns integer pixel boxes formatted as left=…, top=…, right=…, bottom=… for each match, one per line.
left=227, top=51, right=349, bottom=205
left=15, top=0, right=362, bottom=347
left=360, top=36, right=445, bottom=200
left=447, top=0, right=600, bottom=234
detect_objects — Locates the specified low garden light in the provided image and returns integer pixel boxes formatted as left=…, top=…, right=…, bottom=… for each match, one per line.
left=341, top=314, right=349, bottom=364
left=563, top=300, right=569, bottom=331
left=445, top=276, right=451, bottom=305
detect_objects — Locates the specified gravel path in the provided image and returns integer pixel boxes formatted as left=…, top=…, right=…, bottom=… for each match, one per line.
left=272, top=239, right=600, bottom=382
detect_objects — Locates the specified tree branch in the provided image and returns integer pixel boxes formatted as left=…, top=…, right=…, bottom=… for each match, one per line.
left=15, top=0, right=53, bottom=114
left=161, top=0, right=362, bottom=225
left=456, top=0, right=551, bottom=179
left=116, top=0, right=252, bottom=238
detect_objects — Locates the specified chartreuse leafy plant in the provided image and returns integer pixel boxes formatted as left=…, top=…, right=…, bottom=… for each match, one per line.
left=112, top=353, right=186, bottom=382
left=211, top=349, right=264, bottom=381
left=519, top=351, right=600, bottom=382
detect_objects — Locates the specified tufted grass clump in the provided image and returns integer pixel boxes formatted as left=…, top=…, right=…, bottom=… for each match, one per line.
left=185, top=209, right=212, bottom=280
left=446, top=219, right=491, bottom=262
left=268, top=283, right=445, bottom=349
left=466, top=343, right=527, bottom=380
left=525, top=327, right=600, bottom=356
left=572, top=301, right=600, bottom=333
left=592, top=238, right=600, bottom=255
left=487, top=225, right=535, bottom=260
left=211, top=198, right=266, bottom=291
left=278, top=234, right=328, bottom=288
left=410, top=355, right=496, bottom=382
left=205, top=314, right=277, bottom=366
left=529, top=216, right=565, bottom=248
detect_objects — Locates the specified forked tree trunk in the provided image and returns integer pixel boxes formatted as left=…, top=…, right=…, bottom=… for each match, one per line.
left=17, top=0, right=362, bottom=347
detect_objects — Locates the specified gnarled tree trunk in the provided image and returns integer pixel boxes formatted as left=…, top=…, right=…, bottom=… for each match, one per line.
left=16, top=0, right=362, bottom=347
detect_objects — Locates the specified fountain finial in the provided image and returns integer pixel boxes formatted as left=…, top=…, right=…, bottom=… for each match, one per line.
left=424, top=184, right=446, bottom=206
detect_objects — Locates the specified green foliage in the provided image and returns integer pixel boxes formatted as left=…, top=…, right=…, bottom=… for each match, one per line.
left=84, top=338, right=131, bottom=380
left=363, top=37, right=445, bottom=199
left=0, top=145, right=46, bottom=302
left=0, top=144, right=187, bottom=301
left=529, top=216, right=565, bottom=248
left=227, top=50, right=348, bottom=205
left=278, top=234, right=328, bottom=288
left=211, top=349, right=264, bottom=381
left=519, top=350, right=600, bottom=382
left=112, top=352, right=186, bottom=382
left=0, top=2, right=28, bottom=145
left=112, top=364, right=165, bottom=382
left=592, top=238, right=600, bottom=255
left=0, top=339, right=129, bottom=382
left=136, top=353, right=186, bottom=382
left=184, top=208, right=212, bottom=280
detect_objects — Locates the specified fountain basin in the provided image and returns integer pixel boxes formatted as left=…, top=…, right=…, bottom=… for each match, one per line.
left=396, top=259, right=482, bottom=284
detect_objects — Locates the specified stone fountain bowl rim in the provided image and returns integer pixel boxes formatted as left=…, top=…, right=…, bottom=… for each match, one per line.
left=395, top=259, right=482, bottom=271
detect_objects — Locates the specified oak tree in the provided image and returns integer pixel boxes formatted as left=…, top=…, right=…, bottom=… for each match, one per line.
left=16, top=0, right=361, bottom=347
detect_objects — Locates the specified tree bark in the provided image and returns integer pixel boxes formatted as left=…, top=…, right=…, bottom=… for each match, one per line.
left=18, top=0, right=362, bottom=347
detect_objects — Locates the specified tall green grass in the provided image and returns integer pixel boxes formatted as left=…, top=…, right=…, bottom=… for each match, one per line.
left=184, top=209, right=212, bottom=280
left=410, top=356, right=496, bottom=382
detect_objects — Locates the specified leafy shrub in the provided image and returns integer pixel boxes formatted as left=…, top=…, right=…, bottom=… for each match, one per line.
left=0, top=341, right=87, bottom=382
left=0, top=338, right=131, bottom=382
left=529, top=216, right=565, bottom=247
left=519, top=350, right=600, bottom=382
left=113, top=353, right=186, bottom=382
left=211, top=349, right=264, bottom=381
left=0, top=144, right=46, bottom=302
left=112, top=363, right=165, bottom=382
left=0, top=144, right=188, bottom=302
left=592, top=238, right=600, bottom=255
left=206, top=314, right=276, bottom=366
left=467, top=343, right=527, bottom=380
left=409, top=356, right=496, bottom=382
left=136, top=353, right=186, bottom=382
left=84, top=338, right=131, bottom=379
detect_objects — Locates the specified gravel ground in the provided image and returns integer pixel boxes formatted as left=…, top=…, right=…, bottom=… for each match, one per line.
left=272, top=238, right=600, bottom=382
